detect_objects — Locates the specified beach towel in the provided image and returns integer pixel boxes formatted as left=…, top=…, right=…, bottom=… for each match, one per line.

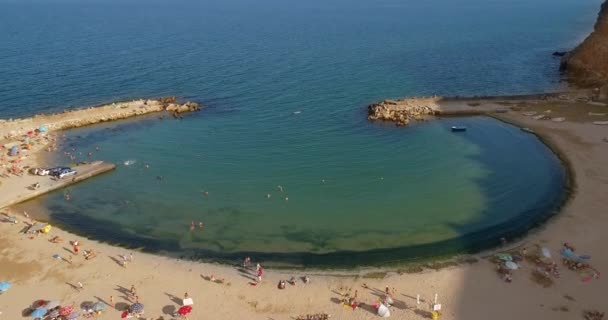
left=561, top=248, right=590, bottom=262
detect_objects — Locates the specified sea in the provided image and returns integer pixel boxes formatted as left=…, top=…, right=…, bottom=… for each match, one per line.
left=0, top=0, right=600, bottom=267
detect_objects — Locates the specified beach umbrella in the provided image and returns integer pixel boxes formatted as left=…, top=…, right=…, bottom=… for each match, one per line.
left=496, top=253, right=512, bottom=261
left=130, top=303, right=144, bottom=313
left=178, top=306, right=192, bottom=316
left=59, top=306, right=74, bottom=316
left=505, top=261, right=519, bottom=270
left=377, top=304, right=391, bottom=318
left=64, top=311, right=79, bottom=320
left=0, top=281, right=11, bottom=292
left=47, top=309, right=60, bottom=319
left=44, top=300, right=61, bottom=309
left=92, top=302, right=106, bottom=312
left=32, top=300, right=48, bottom=308
left=31, top=307, right=47, bottom=318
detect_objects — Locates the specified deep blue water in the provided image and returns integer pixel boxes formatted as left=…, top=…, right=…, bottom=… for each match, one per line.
left=0, top=0, right=598, bottom=266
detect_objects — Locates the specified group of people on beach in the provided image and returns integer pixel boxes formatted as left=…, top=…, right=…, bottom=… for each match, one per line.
left=190, top=221, right=204, bottom=231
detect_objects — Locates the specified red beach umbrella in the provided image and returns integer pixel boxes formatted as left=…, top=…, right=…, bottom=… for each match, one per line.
left=32, top=300, right=48, bottom=308
left=178, top=305, right=192, bottom=316
left=59, top=305, right=74, bottom=316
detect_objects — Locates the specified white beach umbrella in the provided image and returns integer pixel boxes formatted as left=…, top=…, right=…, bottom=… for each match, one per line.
left=377, top=304, right=391, bottom=318
left=505, top=261, right=519, bottom=270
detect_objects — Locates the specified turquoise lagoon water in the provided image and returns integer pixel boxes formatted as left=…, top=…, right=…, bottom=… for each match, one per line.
left=1, top=0, right=598, bottom=266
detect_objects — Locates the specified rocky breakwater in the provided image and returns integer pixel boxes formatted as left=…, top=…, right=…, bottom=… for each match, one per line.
left=159, top=96, right=202, bottom=114
left=0, top=97, right=201, bottom=139
left=368, top=97, right=439, bottom=126
left=37, top=99, right=201, bottom=131
left=560, top=0, right=608, bottom=95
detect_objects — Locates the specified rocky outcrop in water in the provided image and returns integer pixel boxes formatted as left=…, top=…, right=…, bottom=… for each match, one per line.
left=561, top=0, right=608, bottom=88
left=165, top=101, right=201, bottom=113
left=368, top=97, right=438, bottom=126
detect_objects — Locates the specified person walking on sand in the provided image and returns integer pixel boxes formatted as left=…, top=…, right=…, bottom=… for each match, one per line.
left=109, top=295, right=114, bottom=308
left=73, top=241, right=79, bottom=255
left=129, top=252, right=133, bottom=262
left=130, top=285, right=137, bottom=298
left=257, top=267, right=263, bottom=283
left=243, top=256, right=251, bottom=268
left=77, top=281, right=83, bottom=291
left=384, top=286, right=394, bottom=307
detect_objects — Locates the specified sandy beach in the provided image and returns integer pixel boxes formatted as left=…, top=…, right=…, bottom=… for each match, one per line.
left=0, top=94, right=606, bottom=320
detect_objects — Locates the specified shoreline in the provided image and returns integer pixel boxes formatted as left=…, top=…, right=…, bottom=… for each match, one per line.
left=1, top=93, right=607, bottom=319
left=0, top=93, right=592, bottom=267
left=0, top=93, right=589, bottom=271
left=3, top=109, right=569, bottom=271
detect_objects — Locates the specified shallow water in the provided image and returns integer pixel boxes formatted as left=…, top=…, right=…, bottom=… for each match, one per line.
left=1, top=0, right=595, bottom=266
left=40, top=115, right=566, bottom=266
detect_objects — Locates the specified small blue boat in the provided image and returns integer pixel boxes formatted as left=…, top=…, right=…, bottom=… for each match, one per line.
left=451, top=126, right=467, bottom=132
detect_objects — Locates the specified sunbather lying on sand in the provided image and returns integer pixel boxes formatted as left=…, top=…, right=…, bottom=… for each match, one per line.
left=84, top=249, right=97, bottom=260
left=49, top=236, right=62, bottom=243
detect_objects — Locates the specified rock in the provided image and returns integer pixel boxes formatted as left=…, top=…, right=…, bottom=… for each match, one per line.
left=368, top=97, right=438, bottom=126
left=561, top=0, right=608, bottom=86
left=552, top=51, right=568, bottom=57
left=164, top=101, right=201, bottom=113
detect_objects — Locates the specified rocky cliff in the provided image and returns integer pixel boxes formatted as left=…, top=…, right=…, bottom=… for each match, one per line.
left=561, top=0, right=608, bottom=87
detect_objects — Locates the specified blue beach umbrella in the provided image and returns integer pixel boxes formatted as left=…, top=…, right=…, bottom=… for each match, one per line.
left=92, top=302, right=106, bottom=312
left=0, top=281, right=11, bottom=292
left=31, top=307, right=47, bottom=318
left=130, top=303, right=144, bottom=313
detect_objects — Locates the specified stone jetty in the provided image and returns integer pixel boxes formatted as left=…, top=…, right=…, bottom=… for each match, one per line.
left=368, top=97, right=439, bottom=126
left=0, top=97, right=201, bottom=139
left=0, top=161, right=116, bottom=209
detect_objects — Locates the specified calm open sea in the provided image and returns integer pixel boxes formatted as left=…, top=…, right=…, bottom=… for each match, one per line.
left=0, top=0, right=599, bottom=266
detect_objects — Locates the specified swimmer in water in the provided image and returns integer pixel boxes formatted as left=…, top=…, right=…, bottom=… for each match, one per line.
left=203, top=191, right=209, bottom=196
left=277, top=185, right=284, bottom=192
left=199, top=222, right=203, bottom=229
left=190, top=221, right=195, bottom=231
left=266, top=193, right=271, bottom=199
left=285, top=196, right=289, bottom=201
